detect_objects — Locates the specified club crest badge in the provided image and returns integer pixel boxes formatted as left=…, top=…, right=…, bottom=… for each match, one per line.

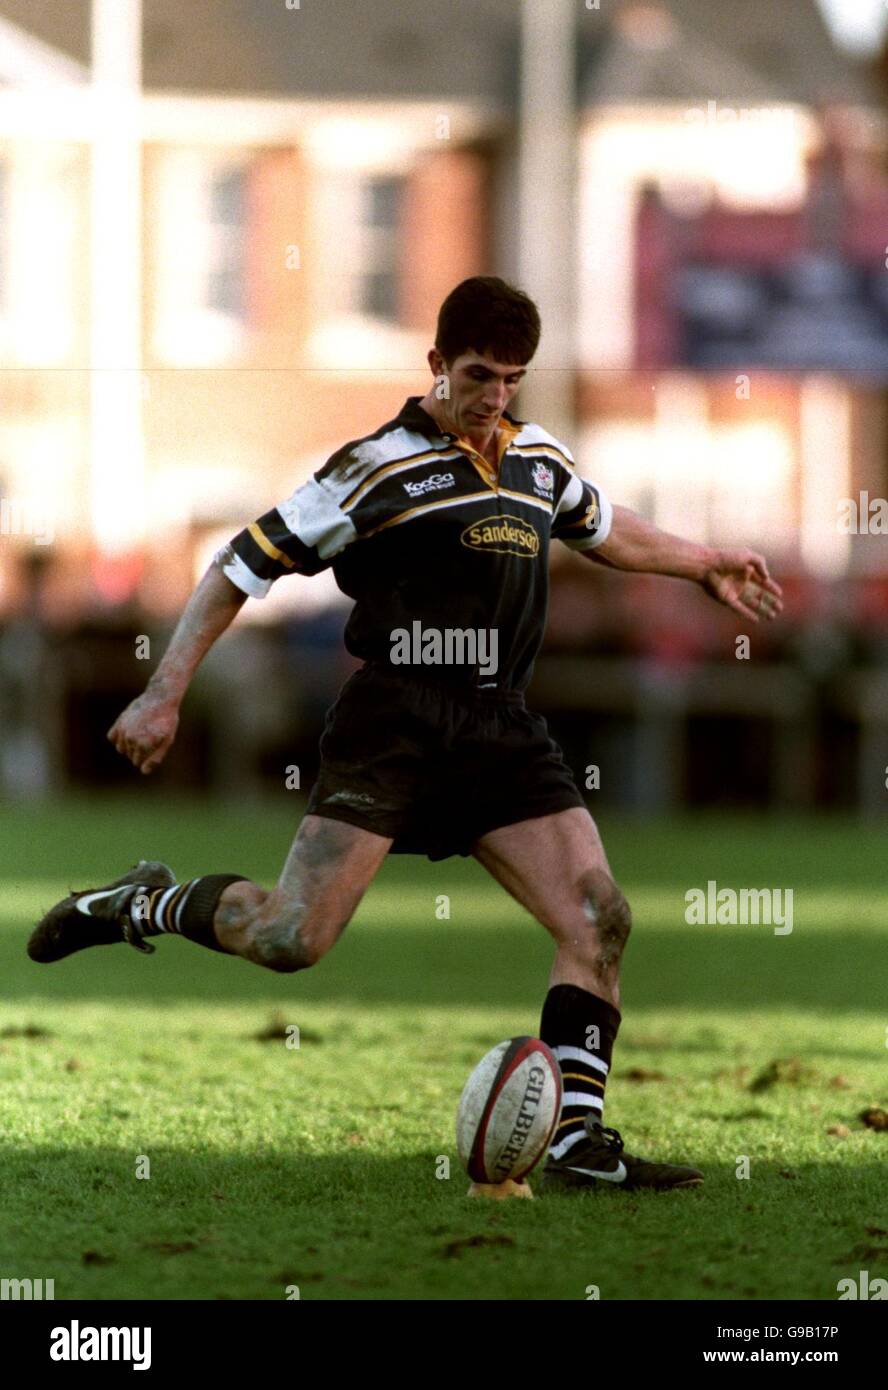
left=531, top=461, right=555, bottom=496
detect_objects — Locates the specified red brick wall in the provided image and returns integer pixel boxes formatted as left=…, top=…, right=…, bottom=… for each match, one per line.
left=398, top=147, right=490, bottom=333
left=246, top=147, right=309, bottom=363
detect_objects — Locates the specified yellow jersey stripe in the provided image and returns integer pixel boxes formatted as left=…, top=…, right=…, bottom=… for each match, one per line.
left=364, top=486, right=552, bottom=538
left=341, top=449, right=462, bottom=512
left=511, top=443, right=576, bottom=471
left=248, top=522, right=295, bottom=569
left=498, top=488, right=552, bottom=513
left=364, top=493, right=478, bottom=538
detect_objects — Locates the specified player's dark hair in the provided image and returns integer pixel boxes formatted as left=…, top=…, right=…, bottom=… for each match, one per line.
left=435, top=277, right=541, bottom=366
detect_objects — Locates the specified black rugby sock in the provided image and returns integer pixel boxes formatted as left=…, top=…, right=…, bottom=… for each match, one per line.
left=540, top=984, right=621, bottom=1160
left=128, top=874, right=249, bottom=954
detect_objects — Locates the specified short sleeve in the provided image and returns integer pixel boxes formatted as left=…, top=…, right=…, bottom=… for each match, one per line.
left=551, top=474, right=613, bottom=551
left=218, top=474, right=358, bottom=599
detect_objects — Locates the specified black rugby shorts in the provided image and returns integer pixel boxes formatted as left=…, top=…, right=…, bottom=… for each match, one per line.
left=305, top=661, right=585, bottom=861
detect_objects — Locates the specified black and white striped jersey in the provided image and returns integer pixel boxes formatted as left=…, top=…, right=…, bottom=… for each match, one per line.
left=219, top=396, right=612, bottom=690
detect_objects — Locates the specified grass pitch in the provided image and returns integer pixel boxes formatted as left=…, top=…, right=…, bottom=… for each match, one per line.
left=0, top=796, right=886, bottom=1301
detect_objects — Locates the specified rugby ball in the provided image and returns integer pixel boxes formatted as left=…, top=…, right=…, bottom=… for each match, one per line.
left=456, top=1037, right=562, bottom=1184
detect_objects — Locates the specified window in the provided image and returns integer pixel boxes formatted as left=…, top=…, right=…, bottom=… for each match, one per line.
left=153, top=152, right=250, bottom=365
left=357, top=175, right=404, bottom=322
left=0, top=164, right=7, bottom=316
left=206, top=167, right=246, bottom=319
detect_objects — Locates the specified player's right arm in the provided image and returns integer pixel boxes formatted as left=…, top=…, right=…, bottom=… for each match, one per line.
left=107, top=550, right=247, bottom=775
left=109, top=448, right=367, bottom=774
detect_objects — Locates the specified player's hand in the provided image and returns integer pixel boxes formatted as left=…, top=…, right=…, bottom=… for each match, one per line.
left=701, top=550, right=784, bottom=623
left=107, top=692, right=180, bottom=775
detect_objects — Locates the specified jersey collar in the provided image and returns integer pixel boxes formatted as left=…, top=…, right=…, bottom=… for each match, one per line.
left=397, top=396, right=525, bottom=448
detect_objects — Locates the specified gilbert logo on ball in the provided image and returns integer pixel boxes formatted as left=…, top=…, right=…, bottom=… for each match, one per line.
left=456, top=1037, right=562, bottom=1184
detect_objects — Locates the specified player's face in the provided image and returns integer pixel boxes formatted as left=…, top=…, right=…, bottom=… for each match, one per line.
left=437, top=351, right=528, bottom=443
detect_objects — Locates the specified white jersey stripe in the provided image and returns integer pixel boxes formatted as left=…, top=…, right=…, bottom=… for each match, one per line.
left=559, top=486, right=613, bottom=550
left=496, top=488, right=552, bottom=515
left=555, top=472, right=584, bottom=517
left=219, top=549, right=274, bottom=601
left=341, top=450, right=464, bottom=511
left=511, top=443, right=576, bottom=474
left=277, top=477, right=356, bottom=559
left=317, top=427, right=441, bottom=507
left=366, top=490, right=503, bottom=536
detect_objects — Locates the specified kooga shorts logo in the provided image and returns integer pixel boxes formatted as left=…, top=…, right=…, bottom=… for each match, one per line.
left=461, top=514, right=540, bottom=557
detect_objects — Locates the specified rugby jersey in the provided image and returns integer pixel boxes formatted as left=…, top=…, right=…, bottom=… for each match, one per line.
left=219, top=396, right=612, bottom=691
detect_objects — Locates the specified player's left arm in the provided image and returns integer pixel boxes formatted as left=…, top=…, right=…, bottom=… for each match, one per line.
left=584, top=504, right=783, bottom=623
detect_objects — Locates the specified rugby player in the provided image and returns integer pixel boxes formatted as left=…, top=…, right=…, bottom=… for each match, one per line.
left=28, top=278, right=783, bottom=1192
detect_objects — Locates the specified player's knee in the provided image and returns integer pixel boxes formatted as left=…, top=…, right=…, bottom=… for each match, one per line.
left=580, top=873, right=632, bottom=962
left=253, top=923, right=318, bottom=973
left=246, top=899, right=331, bottom=973
left=258, top=920, right=321, bottom=973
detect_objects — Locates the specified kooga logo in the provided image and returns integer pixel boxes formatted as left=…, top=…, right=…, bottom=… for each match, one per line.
left=461, top=514, right=540, bottom=557
left=403, top=471, right=455, bottom=498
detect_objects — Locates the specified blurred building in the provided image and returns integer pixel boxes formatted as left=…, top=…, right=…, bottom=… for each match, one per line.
left=0, top=0, right=883, bottom=618
left=0, top=0, right=886, bottom=809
